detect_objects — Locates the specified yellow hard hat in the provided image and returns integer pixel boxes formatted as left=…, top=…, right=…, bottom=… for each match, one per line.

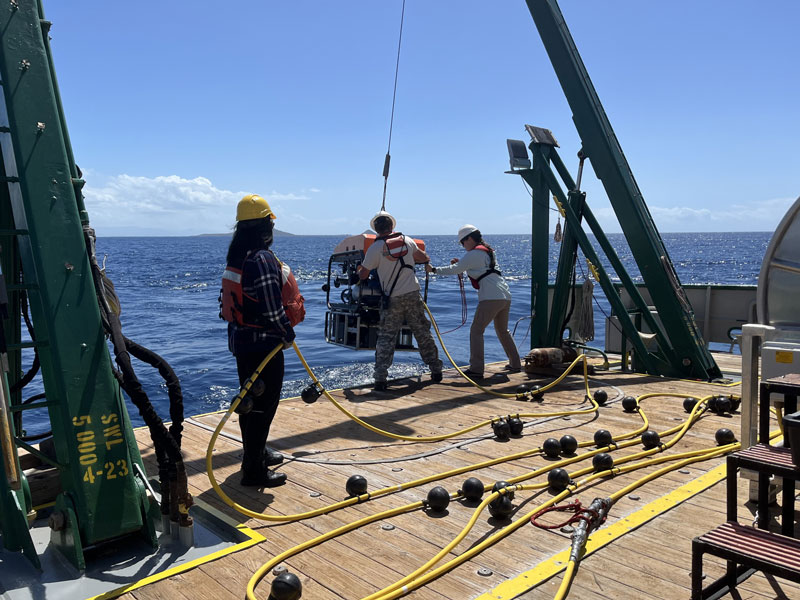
left=236, top=194, right=277, bottom=221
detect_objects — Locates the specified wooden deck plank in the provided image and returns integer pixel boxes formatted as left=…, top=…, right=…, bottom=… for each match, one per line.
left=107, top=354, right=800, bottom=600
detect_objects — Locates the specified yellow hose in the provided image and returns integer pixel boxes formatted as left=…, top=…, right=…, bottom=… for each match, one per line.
left=292, top=342, right=599, bottom=442
left=245, top=393, right=712, bottom=598
left=554, top=560, right=577, bottom=600
left=423, top=301, right=592, bottom=400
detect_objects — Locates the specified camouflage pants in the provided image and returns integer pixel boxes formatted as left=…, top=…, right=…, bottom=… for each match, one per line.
left=374, top=291, right=443, bottom=383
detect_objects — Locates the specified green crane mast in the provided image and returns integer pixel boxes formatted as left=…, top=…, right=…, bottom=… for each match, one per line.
left=0, top=0, right=158, bottom=570
left=517, top=0, right=721, bottom=380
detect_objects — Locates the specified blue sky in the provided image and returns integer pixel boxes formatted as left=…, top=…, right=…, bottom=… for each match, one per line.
left=43, top=1, right=799, bottom=236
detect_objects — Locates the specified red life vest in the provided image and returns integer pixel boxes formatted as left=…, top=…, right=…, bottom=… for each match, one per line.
left=220, top=252, right=305, bottom=328
left=468, top=245, right=502, bottom=290
left=379, top=231, right=410, bottom=261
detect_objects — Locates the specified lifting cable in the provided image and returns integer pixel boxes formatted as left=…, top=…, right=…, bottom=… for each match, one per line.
left=437, top=274, right=468, bottom=334
left=380, top=0, right=406, bottom=211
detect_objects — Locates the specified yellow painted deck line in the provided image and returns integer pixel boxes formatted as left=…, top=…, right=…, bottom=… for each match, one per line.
left=85, top=504, right=265, bottom=600
left=477, top=463, right=728, bottom=600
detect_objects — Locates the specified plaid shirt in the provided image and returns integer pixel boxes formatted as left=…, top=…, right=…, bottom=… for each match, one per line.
left=227, top=249, right=295, bottom=355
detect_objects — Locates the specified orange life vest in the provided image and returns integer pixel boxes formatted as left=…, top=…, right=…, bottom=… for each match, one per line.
left=468, top=245, right=502, bottom=290
left=220, top=252, right=305, bottom=328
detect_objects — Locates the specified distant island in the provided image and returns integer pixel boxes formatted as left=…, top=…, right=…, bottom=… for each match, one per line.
left=197, top=229, right=295, bottom=237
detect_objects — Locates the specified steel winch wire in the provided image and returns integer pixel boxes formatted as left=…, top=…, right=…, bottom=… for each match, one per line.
left=422, top=301, right=594, bottom=401
left=244, top=394, right=723, bottom=599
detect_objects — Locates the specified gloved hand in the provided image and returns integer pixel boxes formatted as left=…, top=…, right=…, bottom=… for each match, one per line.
left=348, top=272, right=361, bottom=286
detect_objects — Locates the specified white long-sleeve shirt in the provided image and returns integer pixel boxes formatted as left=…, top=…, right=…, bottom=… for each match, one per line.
left=434, top=248, right=512, bottom=302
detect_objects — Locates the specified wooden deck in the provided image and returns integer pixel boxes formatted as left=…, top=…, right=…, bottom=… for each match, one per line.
left=122, top=352, right=800, bottom=600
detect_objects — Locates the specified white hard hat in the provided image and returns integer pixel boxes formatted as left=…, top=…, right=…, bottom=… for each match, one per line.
left=370, top=210, right=396, bottom=232
left=458, top=224, right=479, bottom=242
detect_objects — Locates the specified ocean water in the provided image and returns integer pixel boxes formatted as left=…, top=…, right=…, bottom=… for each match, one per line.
left=18, top=232, right=770, bottom=435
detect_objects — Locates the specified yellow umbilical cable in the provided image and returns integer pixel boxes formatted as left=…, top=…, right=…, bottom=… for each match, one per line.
left=292, top=341, right=598, bottom=441
left=208, top=345, right=603, bottom=523
left=360, top=396, right=710, bottom=600
left=423, top=302, right=593, bottom=400
left=370, top=441, right=737, bottom=600
left=245, top=394, right=709, bottom=598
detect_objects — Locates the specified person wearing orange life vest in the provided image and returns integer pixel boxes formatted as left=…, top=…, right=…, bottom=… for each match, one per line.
left=357, top=210, right=443, bottom=391
left=220, top=194, right=303, bottom=488
left=425, top=225, right=521, bottom=378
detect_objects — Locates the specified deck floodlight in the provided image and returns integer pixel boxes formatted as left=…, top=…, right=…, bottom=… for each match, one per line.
left=506, top=139, right=531, bottom=170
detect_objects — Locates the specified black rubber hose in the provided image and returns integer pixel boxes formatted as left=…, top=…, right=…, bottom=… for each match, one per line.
left=123, top=336, right=184, bottom=448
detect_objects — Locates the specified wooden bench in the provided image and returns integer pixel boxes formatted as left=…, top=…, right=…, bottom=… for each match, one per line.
left=692, top=521, right=800, bottom=599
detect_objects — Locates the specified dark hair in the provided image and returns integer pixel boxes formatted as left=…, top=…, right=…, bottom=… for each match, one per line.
left=465, top=230, right=493, bottom=252
left=374, top=216, right=393, bottom=235
left=226, top=218, right=274, bottom=265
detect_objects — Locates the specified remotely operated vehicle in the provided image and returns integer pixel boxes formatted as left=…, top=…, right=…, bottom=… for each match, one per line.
left=322, top=232, right=427, bottom=351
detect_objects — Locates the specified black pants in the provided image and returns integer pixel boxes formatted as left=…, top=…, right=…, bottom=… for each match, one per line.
left=235, top=348, right=284, bottom=474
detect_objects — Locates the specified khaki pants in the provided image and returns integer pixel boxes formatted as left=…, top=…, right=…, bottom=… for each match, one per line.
left=470, top=299, right=521, bottom=374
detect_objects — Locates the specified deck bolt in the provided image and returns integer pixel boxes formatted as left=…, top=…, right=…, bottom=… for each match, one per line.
left=391, top=467, right=403, bottom=472
left=561, top=525, right=574, bottom=534
left=309, top=491, right=321, bottom=498
left=10, top=0, right=18, bottom=10
left=628, top=494, right=640, bottom=501
left=381, top=523, right=395, bottom=531
left=64, top=262, right=74, bottom=271
left=19, top=58, right=29, bottom=70
left=679, top=469, right=691, bottom=475
left=477, top=567, right=493, bottom=577
left=36, top=122, right=45, bottom=133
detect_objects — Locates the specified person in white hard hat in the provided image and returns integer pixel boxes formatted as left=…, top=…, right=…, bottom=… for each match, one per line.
left=425, top=225, right=521, bottom=377
left=357, top=211, right=443, bottom=390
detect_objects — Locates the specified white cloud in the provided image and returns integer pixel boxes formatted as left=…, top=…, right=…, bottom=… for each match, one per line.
left=590, top=197, right=795, bottom=232
left=82, top=174, right=307, bottom=236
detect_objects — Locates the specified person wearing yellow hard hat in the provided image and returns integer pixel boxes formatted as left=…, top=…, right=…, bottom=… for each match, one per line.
left=219, top=194, right=295, bottom=488
left=426, top=225, right=521, bottom=377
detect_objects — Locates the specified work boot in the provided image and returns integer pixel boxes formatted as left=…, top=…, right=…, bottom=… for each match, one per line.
left=263, top=446, right=284, bottom=467
left=241, top=468, right=287, bottom=488
left=374, top=381, right=388, bottom=391
left=431, top=372, right=443, bottom=383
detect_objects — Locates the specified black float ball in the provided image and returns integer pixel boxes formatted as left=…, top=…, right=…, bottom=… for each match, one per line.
left=548, top=468, right=570, bottom=492
left=594, top=429, right=613, bottom=447
left=515, top=384, right=529, bottom=396
left=729, top=397, right=742, bottom=412
left=683, top=397, right=699, bottom=413
left=622, top=396, right=638, bottom=412
left=492, top=419, right=511, bottom=441
left=269, top=571, right=302, bottom=600
left=426, top=486, right=450, bottom=512
left=530, top=385, right=544, bottom=401
left=300, top=384, right=321, bottom=404
left=542, top=437, right=562, bottom=458
left=488, top=495, right=514, bottom=520
left=593, top=389, right=608, bottom=406
left=559, top=434, right=578, bottom=455
left=461, top=477, right=484, bottom=502
left=592, top=452, right=614, bottom=472
left=508, top=417, right=524, bottom=436
left=641, top=430, right=661, bottom=449
left=715, top=396, right=732, bottom=415
left=707, top=396, right=719, bottom=413
left=492, top=481, right=515, bottom=501
left=715, top=428, right=737, bottom=446
left=235, top=396, right=254, bottom=415
left=345, top=474, right=368, bottom=497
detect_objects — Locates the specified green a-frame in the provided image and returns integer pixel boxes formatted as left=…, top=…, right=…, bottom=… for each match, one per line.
left=514, top=0, right=721, bottom=380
